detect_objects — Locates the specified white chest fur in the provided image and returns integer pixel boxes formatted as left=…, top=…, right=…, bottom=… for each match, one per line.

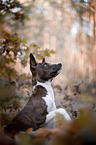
left=34, top=81, right=56, bottom=113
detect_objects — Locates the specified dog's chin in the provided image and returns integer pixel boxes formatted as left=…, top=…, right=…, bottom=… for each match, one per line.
left=50, top=68, right=62, bottom=81
left=57, top=68, right=62, bottom=75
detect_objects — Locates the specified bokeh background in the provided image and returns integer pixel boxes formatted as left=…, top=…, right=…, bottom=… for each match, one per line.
left=15, top=0, right=96, bottom=88
left=0, top=0, right=96, bottom=88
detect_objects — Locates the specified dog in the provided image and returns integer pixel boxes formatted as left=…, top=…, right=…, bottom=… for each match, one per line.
left=4, top=53, right=71, bottom=135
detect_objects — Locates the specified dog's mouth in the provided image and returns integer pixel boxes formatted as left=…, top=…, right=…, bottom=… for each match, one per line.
left=51, top=63, right=62, bottom=77
left=52, top=68, right=61, bottom=75
left=57, top=68, right=62, bottom=74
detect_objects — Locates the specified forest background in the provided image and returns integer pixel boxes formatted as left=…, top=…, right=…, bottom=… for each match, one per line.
left=0, top=0, right=96, bottom=145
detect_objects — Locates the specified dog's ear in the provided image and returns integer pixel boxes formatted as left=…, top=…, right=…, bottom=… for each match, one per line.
left=42, top=57, right=45, bottom=63
left=30, top=53, right=37, bottom=72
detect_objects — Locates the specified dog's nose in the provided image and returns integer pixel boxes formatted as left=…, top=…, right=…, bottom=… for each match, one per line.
left=58, top=63, right=62, bottom=67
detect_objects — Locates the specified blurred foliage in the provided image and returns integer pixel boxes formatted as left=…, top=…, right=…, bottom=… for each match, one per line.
left=34, top=110, right=96, bottom=145
left=0, top=0, right=55, bottom=82
left=71, top=0, right=96, bottom=19
left=0, top=33, right=55, bottom=82
left=0, top=85, right=20, bottom=127
left=0, top=0, right=30, bottom=82
left=55, top=78, right=96, bottom=119
left=0, top=33, right=30, bottom=81
left=71, top=0, right=96, bottom=41
left=0, top=109, right=96, bottom=145
left=0, top=0, right=31, bottom=24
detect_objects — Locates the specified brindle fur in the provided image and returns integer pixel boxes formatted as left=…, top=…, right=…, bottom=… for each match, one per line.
left=4, top=85, right=48, bottom=135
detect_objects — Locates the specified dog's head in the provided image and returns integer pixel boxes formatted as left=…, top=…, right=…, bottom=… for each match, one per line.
left=30, top=53, right=62, bottom=85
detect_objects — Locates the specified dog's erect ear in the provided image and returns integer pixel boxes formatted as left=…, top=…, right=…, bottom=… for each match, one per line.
left=30, top=53, right=37, bottom=72
left=42, top=57, right=45, bottom=63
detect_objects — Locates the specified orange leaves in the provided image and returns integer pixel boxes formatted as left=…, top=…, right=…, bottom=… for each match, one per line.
left=25, top=128, right=33, bottom=133
left=29, top=43, right=55, bottom=61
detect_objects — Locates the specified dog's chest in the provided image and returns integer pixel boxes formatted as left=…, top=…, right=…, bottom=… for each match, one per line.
left=42, top=90, right=56, bottom=113
left=35, top=82, right=56, bottom=113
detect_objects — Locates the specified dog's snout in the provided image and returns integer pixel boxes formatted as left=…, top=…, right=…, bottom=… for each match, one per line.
left=58, top=63, right=62, bottom=68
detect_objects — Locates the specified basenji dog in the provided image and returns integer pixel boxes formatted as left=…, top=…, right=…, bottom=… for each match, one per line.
left=4, top=53, right=71, bottom=135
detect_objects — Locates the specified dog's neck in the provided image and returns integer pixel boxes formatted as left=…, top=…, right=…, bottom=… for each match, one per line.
left=33, top=81, right=54, bottom=101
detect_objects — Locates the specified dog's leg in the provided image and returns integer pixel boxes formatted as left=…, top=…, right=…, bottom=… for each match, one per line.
left=46, top=108, right=71, bottom=122
left=44, top=108, right=71, bottom=129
